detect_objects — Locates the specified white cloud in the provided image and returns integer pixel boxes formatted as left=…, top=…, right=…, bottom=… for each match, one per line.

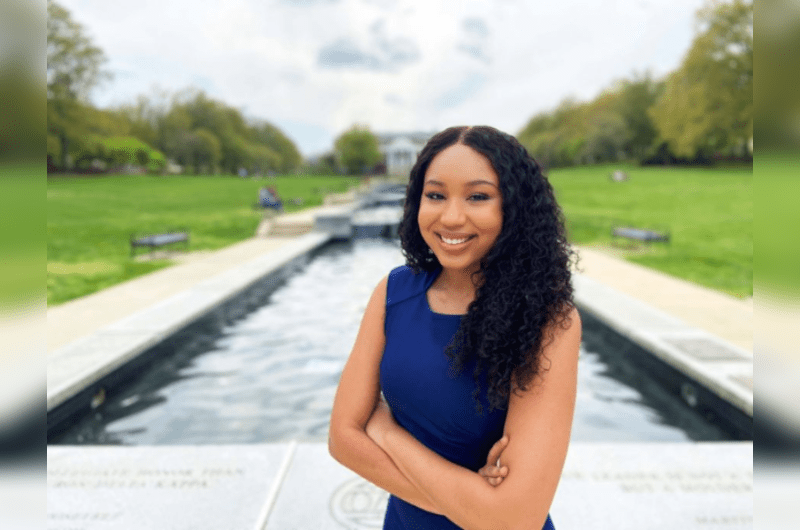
left=58, top=0, right=705, bottom=156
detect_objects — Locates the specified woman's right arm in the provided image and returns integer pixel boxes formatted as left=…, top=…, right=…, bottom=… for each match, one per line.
left=328, top=276, right=443, bottom=514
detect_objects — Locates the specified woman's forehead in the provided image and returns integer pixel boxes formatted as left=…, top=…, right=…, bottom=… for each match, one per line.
left=424, top=144, right=499, bottom=185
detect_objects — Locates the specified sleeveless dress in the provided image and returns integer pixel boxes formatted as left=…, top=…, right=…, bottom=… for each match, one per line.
left=379, top=265, right=555, bottom=530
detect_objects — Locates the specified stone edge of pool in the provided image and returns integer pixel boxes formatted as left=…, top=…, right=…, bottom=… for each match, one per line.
left=573, top=275, right=752, bottom=432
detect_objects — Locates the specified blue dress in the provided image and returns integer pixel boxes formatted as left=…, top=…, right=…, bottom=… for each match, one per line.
left=379, top=265, right=555, bottom=529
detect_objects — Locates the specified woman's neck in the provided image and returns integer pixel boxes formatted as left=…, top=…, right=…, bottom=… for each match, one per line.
left=435, top=267, right=481, bottom=298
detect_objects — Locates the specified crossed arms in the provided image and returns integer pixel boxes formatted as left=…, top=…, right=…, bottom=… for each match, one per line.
left=329, top=276, right=581, bottom=529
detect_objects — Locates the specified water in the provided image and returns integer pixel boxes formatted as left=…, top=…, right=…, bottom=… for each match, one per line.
left=52, top=239, right=730, bottom=445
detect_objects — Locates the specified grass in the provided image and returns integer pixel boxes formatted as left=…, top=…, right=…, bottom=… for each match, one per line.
left=47, top=173, right=361, bottom=305
left=2, top=163, right=45, bottom=310
left=547, top=163, right=752, bottom=298
left=47, top=164, right=753, bottom=305
left=754, top=151, right=800, bottom=298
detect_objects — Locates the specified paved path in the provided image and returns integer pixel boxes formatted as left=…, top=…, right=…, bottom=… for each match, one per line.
left=48, top=209, right=752, bottom=354
left=574, top=246, right=752, bottom=352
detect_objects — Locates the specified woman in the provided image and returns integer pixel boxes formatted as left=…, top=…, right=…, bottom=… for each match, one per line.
left=329, top=125, right=580, bottom=529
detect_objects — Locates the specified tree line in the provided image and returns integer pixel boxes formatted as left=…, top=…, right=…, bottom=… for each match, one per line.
left=47, top=0, right=301, bottom=175
left=518, top=0, right=751, bottom=169
left=48, top=0, right=751, bottom=176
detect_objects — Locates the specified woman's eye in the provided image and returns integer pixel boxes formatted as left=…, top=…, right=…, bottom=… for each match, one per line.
left=469, top=193, right=490, bottom=201
left=424, top=192, right=444, bottom=200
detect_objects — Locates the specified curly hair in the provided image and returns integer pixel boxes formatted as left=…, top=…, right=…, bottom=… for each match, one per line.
left=399, top=125, right=576, bottom=412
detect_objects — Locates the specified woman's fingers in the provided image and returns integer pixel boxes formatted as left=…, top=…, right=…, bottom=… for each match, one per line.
left=478, top=435, right=510, bottom=486
left=485, top=435, right=509, bottom=468
left=478, top=467, right=502, bottom=486
left=481, top=464, right=508, bottom=477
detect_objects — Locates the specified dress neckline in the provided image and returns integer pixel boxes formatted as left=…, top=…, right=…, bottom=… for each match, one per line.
left=425, top=268, right=467, bottom=318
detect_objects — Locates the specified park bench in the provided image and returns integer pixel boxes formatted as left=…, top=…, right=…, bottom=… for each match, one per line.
left=130, top=230, right=189, bottom=257
left=611, top=226, right=670, bottom=244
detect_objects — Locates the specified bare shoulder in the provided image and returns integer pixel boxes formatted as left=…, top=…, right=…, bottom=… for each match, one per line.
left=544, top=306, right=582, bottom=346
left=357, top=273, right=389, bottom=340
left=550, top=306, right=580, bottom=352
left=363, top=274, right=388, bottom=321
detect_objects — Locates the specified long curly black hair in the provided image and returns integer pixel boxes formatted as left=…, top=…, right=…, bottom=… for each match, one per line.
left=399, top=125, right=576, bottom=412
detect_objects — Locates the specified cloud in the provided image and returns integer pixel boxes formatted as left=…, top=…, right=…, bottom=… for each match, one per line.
left=434, top=72, right=487, bottom=110
left=371, top=19, right=420, bottom=67
left=317, top=18, right=420, bottom=71
left=280, top=0, right=340, bottom=5
left=384, top=94, right=404, bottom=106
left=463, top=17, right=489, bottom=37
left=457, top=16, right=490, bottom=63
left=318, top=38, right=383, bottom=69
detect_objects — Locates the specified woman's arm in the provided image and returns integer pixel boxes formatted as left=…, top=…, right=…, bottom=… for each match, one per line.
left=328, top=276, right=443, bottom=513
left=367, top=308, right=582, bottom=530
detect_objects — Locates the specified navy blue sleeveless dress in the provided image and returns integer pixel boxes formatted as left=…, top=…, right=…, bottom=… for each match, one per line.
left=379, top=265, right=555, bottom=529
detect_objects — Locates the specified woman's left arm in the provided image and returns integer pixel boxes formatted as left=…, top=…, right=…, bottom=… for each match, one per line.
left=367, top=308, right=581, bottom=530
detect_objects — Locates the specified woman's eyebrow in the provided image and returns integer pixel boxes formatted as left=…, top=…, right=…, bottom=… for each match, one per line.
left=424, top=179, right=498, bottom=188
left=467, top=179, right=499, bottom=188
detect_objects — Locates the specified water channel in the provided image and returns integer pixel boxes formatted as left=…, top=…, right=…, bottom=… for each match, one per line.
left=52, top=239, right=732, bottom=445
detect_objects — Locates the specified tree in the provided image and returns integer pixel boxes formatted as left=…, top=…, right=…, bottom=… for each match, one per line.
left=649, top=0, right=752, bottom=158
left=579, top=113, right=630, bottom=164
left=335, top=125, right=382, bottom=175
left=612, top=75, right=662, bottom=160
left=47, top=0, right=111, bottom=168
left=155, top=90, right=301, bottom=175
left=252, top=122, right=302, bottom=173
left=187, top=128, right=222, bottom=174
left=47, top=0, right=109, bottom=102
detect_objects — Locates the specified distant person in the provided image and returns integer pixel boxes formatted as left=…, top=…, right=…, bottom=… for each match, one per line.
left=259, top=186, right=282, bottom=211
left=330, top=126, right=580, bottom=529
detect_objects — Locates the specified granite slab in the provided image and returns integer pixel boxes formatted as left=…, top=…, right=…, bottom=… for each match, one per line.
left=47, top=444, right=292, bottom=530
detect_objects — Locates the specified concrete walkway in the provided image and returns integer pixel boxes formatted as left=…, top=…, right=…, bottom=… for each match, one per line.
left=574, top=246, right=752, bottom=353
left=48, top=214, right=752, bottom=355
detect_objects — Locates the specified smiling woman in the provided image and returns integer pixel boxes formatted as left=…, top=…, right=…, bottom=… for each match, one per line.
left=329, top=126, right=578, bottom=530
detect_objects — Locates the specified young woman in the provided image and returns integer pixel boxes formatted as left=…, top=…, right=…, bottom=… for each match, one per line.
left=329, top=126, right=581, bottom=530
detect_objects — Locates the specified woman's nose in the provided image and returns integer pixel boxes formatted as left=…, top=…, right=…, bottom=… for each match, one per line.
left=441, top=199, right=465, bottom=225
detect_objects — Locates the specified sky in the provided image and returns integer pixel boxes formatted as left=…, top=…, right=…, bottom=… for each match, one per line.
left=59, top=0, right=707, bottom=157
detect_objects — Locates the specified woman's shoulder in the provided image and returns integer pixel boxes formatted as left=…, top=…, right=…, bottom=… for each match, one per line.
left=386, top=265, right=438, bottom=308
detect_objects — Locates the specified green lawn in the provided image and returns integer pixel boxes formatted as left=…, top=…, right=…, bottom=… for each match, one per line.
left=2, top=163, right=45, bottom=309
left=48, top=165, right=753, bottom=305
left=755, top=152, right=800, bottom=297
left=47, top=174, right=361, bottom=305
left=548, top=164, right=752, bottom=298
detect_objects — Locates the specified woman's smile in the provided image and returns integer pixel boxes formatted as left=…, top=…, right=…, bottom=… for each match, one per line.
left=436, top=232, right=475, bottom=246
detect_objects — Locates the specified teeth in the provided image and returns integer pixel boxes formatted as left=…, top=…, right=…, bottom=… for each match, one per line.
left=441, top=235, right=469, bottom=245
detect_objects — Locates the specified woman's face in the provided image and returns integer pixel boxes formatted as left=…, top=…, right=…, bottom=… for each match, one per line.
left=417, top=143, right=503, bottom=275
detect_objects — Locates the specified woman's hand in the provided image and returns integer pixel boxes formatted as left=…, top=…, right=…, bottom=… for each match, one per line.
left=478, top=435, right=509, bottom=486
left=367, top=400, right=510, bottom=488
